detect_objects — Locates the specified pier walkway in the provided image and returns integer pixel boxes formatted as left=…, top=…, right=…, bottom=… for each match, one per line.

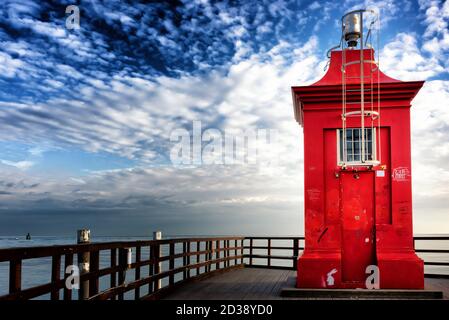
left=164, top=268, right=294, bottom=300
left=164, top=268, right=449, bottom=300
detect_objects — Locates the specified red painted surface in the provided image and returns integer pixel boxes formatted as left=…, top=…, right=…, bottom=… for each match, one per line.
left=312, top=49, right=400, bottom=86
left=291, top=49, right=424, bottom=289
left=341, top=171, right=375, bottom=285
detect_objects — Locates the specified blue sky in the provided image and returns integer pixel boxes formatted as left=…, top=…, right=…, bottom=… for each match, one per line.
left=0, top=0, right=448, bottom=236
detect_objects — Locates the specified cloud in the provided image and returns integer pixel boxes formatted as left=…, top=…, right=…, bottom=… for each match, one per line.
left=0, top=163, right=303, bottom=220
left=0, top=1, right=448, bottom=236
left=420, top=0, right=449, bottom=68
left=0, top=159, right=34, bottom=170
left=0, top=51, right=26, bottom=78
left=0, top=35, right=321, bottom=165
left=420, top=0, right=449, bottom=37
left=381, top=33, right=445, bottom=80
left=0, top=30, right=321, bottom=234
left=308, top=1, right=321, bottom=10
left=411, top=80, right=449, bottom=232
left=28, top=146, right=47, bottom=156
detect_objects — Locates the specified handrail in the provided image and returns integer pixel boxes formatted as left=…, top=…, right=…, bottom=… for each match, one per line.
left=414, top=236, right=449, bottom=240
left=0, top=235, right=447, bottom=300
left=0, top=237, right=245, bottom=301
left=244, top=236, right=449, bottom=279
left=0, top=236, right=244, bottom=262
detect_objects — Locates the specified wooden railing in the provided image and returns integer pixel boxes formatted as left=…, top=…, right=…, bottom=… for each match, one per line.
left=244, top=236, right=304, bottom=270
left=244, top=236, right=449, bottom=279
left=0, top=235, right=448, bottom=300
left=0, top=237, right=245, bottom=300
left=414, top=236, right=449, bottom=279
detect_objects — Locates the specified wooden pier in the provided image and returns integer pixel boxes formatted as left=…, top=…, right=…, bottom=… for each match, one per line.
left=163, top=268, right=449, bottom=300
left=0, top=236, right=448, bottom=300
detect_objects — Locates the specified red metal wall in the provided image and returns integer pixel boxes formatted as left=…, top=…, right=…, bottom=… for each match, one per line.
left=292, top=49, right=424, bottom=289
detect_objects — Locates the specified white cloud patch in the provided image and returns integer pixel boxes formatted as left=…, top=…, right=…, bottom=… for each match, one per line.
left=411, top=80, right=449, bottom=232
left=0, top=159, right=34, bottom=170
left=381, top=33, right=444, bottom=80
left=0, top=51, right=26, bottom=78
left=308, top=1, right=321, bottom=10
left=420, top=0, right=449, bottom=68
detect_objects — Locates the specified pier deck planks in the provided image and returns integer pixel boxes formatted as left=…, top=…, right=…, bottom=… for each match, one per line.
left=163, top=268, right=449, bottom=300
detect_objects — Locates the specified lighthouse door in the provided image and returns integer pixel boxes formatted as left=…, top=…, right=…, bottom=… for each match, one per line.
left=340, top=171, right=375, bottom=285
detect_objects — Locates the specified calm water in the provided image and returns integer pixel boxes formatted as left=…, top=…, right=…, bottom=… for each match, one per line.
left=0, top=235, right=448, bottom=299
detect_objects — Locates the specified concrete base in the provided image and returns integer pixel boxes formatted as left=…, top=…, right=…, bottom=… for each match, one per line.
left=281, top=287, right=443, bottom=299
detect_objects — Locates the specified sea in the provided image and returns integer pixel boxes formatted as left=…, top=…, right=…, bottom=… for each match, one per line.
left=0, top=235, right=448, bottom=299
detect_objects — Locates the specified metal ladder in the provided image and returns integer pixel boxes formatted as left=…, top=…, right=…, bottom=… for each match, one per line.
left=340, top=9, right=381, bottom=167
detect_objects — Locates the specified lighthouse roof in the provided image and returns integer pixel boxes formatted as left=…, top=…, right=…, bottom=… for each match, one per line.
left=291, top=48, right=424, bottom=126
left=312, top=48, right=399, bottom=86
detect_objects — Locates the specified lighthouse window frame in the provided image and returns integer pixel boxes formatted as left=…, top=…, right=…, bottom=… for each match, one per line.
left=337, top=128, right=377, bottom=165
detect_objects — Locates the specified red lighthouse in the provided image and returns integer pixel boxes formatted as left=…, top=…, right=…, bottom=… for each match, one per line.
left=291, top=10, right=424, bottom=289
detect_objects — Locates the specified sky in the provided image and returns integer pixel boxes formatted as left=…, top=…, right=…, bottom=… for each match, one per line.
left=0, top=0, right=448, bottom=236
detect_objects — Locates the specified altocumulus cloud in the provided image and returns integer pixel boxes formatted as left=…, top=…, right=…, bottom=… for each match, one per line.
left=0, top=0, right=448, bottom=235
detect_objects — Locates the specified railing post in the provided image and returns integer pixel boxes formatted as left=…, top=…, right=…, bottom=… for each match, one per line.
left=89, top=250, right=99, bottom=297
left=77, top=229, right=90, bottom=300
left=118, top=248, right=128, bottom=300
left=208, top=241, right=213, bottom=272
left=186, top=241, right=191, bottom=279
left=154, top=244, right=161, bottom=291
left=196, top=241, right=201, bottom=276
left=226, top=240, right=230, bottom=267
left=240, top=239, right=244, bottom=265
left=134, top=246, right=141, bottom=299
left=215, top=240, right=220, bottom=270
left=51, top=254, right=61, bottom=300
left=249, top=238, right=253, bottom=266
left=204, top=241, right=208, bottom=272
left=267, top=239, right=272, bottom=267
left=153, top=231, right=162, bottom=290
left=148, top=244, right=154, bottom=295
left=63, top=253, right=73, bottom=300
left=293, top=238, right=299, bottom=270
left=234, top=239, right=238, bottom=266
left=169, top=243, right=175, bottom=286
left=223, top=240, right=227, bottom=268
left=9, top=259, right=21, bottom=295
left=110, top=248, right=117, bottom=300
left=183, top=242, right=187, bottom=279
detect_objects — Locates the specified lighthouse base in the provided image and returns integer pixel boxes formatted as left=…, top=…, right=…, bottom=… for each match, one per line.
left=377, top=252, right=424, bottom=289
left=297, top=251, right=424, bottom=289
left=296, top=251, right=342, bottom=288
